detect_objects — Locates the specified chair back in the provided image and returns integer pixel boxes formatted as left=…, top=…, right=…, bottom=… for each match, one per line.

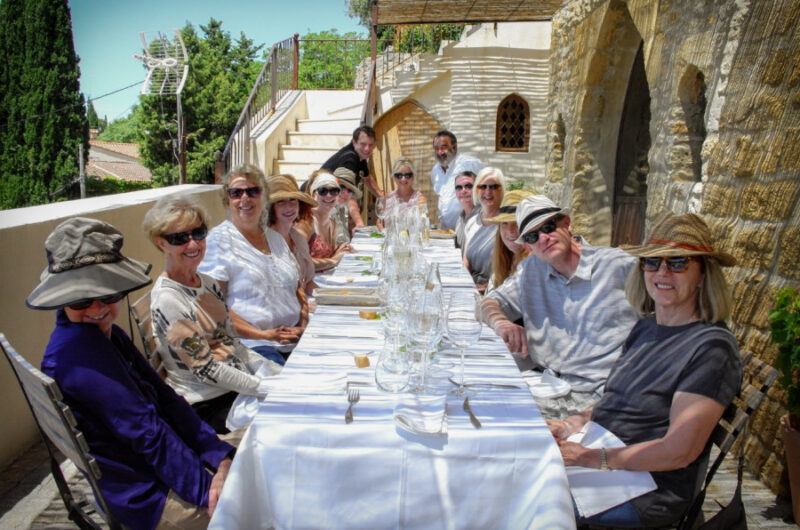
left=127, top=290, right=166, bottom=379
left=0, top=333, right=121, bottom=529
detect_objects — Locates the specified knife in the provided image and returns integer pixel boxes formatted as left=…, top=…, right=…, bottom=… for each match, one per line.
left=463, top=397, right=482, bottom=429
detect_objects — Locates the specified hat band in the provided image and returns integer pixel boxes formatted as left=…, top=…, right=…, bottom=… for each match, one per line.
left=498, top=205, right=517, bottom=214
left=49, top=251, right=123, bottom=273
left=648, top=238, right=714, bottom=253
left=519, top=207, right=561, bottom=234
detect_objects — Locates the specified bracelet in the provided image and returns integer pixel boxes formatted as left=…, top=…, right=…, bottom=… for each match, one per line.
left=599, top=447, right=609, bottom=471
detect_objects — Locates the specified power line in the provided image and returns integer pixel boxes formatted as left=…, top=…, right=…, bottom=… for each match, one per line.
left=2, top=81, right=142, bottom=129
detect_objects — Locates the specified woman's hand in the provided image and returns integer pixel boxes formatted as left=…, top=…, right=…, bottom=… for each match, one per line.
left=557, top=441, right=598, bottom=468
left=547, top=419, right=571, bottom=441
left=263, top=327, right=301, bottom=344
left=207, top=457, right=232, bottom=516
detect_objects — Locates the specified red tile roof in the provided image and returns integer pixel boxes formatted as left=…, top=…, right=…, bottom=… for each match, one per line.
left=89, top=140, right=140, bottom=159
left=87, top=160, right=152, bottom=183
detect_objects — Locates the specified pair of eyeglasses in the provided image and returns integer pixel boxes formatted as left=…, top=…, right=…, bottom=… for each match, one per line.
left=477, top=183, right=501, bottom=191
left=393, top=172, right=413, bottom=180
left=455, top=183, right=474, bottom=191
left=162, top=225, right=208, bottom=246
left=68, top=294, right=125, bottom=311
left=639, top=257, right=696, bottom=273
left=316, top=187, right=340, bottom=197
left=521, top=219, right=558, bottom=245
left=226, top=186, right=262, bottom=200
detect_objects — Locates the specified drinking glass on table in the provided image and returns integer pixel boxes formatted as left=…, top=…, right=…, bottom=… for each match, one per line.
left=445, top=291, right=482, bottom=397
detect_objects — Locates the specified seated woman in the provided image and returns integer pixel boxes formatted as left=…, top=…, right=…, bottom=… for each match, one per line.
left=386, top=157, right=428, bottom=212
left=145, top=194, right=280, bottom=433
left=199, top=165, right=309, bottom=366
left=462, top=167, right=505, bottom=292
left=453, top=170, right=477, bottom=249
left=548, top=212, right=742, bottom=528
left=27, top=217, right=235, bottom=529
left=485, top=189, right=533, bottom=292
left=333, top=167, right=365, bottom=236
left=295, top=171, right=354, bottom=272
left=267, top=174, right=318, bottom=295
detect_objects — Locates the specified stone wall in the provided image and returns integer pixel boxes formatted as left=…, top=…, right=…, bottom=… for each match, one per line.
left=547, top=0, right=800, bottom=495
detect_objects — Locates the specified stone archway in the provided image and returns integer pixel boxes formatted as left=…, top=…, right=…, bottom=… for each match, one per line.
left=371, top=100, right=443, bottom=223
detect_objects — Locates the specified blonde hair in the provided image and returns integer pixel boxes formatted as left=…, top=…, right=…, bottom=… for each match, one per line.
left=142, top=194, right=210, bottom=251
left=624, top=257, right=733, bottom=322
left=391, top=157, right=416, bottom=175
left=220, top=164, right=268, bottom=225
left=491, top=228, right=530, bottom=288
left=472, top=167, right=506, bottom=206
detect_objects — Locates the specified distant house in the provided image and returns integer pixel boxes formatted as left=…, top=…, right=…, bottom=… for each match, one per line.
left=87, top=130, right=151, bottom=183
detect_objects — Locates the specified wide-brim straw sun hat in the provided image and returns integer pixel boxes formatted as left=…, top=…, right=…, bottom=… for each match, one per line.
left=267, top=174, right=317, bottom=207
left=513, top=195, right=569, bottom=244
left=623, top=212, right=736, bottom=266
left=485, top=189, right=535, bottom=224
left=26, top=217, right=152, bottom=310
left=333, top=167, right=362, bottom=200
left=310, top=172, right=340, bottom=194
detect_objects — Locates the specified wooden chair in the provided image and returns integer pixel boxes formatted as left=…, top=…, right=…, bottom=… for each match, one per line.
left=0, top=333, right=122, bottom=529
left=126, top=290, right=166, bottom=379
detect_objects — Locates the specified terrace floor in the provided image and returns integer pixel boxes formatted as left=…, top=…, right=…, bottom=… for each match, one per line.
left=0, top=440, right=796, bottom=528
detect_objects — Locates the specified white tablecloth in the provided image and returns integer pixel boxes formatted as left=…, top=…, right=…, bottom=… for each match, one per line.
left=209, top=234, right=575, bottom=530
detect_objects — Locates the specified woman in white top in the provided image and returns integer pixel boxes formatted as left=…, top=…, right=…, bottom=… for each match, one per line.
left=200, top=164, right=309, bottom=366
left=386, top=157, right=427, bottom=211
left=463, top=167, right=506, bottom=293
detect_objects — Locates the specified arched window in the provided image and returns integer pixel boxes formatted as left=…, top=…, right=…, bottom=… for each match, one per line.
left=496, top=94, right=530, bottom=152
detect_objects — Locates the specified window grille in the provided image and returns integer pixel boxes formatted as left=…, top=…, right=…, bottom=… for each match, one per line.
left=496, top=94, right=530, bottom=152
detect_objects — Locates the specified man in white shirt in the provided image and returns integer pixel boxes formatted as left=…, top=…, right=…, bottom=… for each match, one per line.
left=430, top=131, right=483, bottom=229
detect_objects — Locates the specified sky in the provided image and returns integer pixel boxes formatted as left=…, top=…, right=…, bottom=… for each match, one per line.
left=69, top=0, right=365, bottom=122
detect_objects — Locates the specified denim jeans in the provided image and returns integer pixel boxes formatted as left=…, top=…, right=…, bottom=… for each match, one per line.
left=575, top=499, right=642, bottom=527
left=251, top=344, right=286, bottom=366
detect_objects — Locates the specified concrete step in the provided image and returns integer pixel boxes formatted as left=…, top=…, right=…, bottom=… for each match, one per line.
left=273, top=161, right=320, bottom=183
left=287, top=132, right=351, bottom=148
left=296, top=118, right=360, bottom=133
left=278, top=145, right=339, bottom=162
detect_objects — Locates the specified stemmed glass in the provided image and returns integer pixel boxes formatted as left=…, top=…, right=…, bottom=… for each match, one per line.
left=445, top=291, right=482, bottom=397
left=375, top=197, right=387, bottom=223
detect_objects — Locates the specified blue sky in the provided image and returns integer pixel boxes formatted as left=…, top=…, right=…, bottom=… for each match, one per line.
left=70, top=0, right=365, bottom=122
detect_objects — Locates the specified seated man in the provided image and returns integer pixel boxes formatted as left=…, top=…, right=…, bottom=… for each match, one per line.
left=481, top=195, right=638, bottom=417
left=430, top=130, right=483, bottom=229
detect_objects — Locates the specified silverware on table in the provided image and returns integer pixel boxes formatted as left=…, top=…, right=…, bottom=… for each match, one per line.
left=345, top=387, right=360, bottom=424
left=448, top=377, right=522, bottom=390
left=462, top=397, right=481, bottom=429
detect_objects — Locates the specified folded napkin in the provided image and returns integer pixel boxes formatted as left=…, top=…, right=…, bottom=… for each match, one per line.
left=566, top=421, right=657, bottom=517
left=326, top=274, right=378, bottom=286
left=393, top=394, right=447, bottom=435
left=522, top=371, right=572, bottom=399
left=258, top=371, right=348, bottom=395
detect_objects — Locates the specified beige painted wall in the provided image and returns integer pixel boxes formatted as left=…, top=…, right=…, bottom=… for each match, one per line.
left=0, top=185, right=227, bottom=469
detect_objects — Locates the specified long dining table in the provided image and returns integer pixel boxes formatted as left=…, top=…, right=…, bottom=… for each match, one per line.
left=209, top=231, right=575, bottom=530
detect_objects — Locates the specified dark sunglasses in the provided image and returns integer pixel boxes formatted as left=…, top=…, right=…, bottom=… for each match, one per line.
left=455, top=183, right=474, bottom=191
left=393, top=172, right=414, bottom=180
left=162, top=225, right=208, bottom=246
left=639, top=256, right=696, bottom=273
left=521, top=219, right=558, bottom=245
left=68, top=294, right=125, bottom=311
left=226, top=186, right=262, bottom=200
left=316, top=187, right=340, bottom=197
left=477, top=183, right=501, bottom=191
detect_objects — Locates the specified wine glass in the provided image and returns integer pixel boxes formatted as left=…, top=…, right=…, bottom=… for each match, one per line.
left=375, top=197, right=387, bottom=222
left=445, top=291, right=482, bottom=397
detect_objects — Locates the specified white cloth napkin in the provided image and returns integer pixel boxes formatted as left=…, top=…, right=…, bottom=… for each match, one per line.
left=566, top=421, right=657, bottom=517
left=522, top=371, right=572, bottom=399
left=393, top=394, right=447, bottom=435
left=258, top=371, right=348, bottom=395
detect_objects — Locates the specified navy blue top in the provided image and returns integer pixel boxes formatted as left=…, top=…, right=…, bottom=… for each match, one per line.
left=320, top=142, right=369, bottom=182
left=41, top=310, right=234, bottom=530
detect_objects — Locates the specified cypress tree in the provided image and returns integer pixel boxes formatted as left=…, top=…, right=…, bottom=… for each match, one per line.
left=0, top=0, right=88, bottom=208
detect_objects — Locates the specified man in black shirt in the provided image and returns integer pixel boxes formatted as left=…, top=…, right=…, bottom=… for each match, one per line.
left=321, top=125, right=384, bottom=198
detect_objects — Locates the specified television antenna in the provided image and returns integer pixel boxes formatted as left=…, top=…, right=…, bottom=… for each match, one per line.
left=133, top=30, right=190, bottom=184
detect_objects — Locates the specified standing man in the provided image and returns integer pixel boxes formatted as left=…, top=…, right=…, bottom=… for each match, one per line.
left=322, top=125, right=384, bottom=198
left=480, top=195, right=638, bottom=417
left=430, top=131, right=483, bottom=230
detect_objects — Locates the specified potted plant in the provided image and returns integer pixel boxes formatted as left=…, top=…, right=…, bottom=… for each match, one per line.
left=770, top=287, right=800, bottom=524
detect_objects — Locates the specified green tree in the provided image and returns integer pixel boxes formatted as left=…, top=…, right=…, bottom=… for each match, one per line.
left=86, top=100, right=104, bottom=132
left=137, top=19, right=262, bottom=185
left=0, top=0, right=88, bottom=208
left=299, top=29, right=369, bottom=89
left=99, top=107, right=142, bottom=143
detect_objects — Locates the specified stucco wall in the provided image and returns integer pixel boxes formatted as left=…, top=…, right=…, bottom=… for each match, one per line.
left=547, top=0, right=800, bottom=494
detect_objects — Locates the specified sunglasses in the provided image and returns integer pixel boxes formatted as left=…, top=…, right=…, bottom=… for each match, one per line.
left=455, top=183, right=474, bottom=191
left=316, top=187, right=340, bottom=197
left=639, top=256, right=697, bottom=273
left=68, top=294, right=125, bottom=311
left=393, top=172, right=414, bottom=180
left=477, top=183, right=501, bottom=191
left=226, top=186, right=262, bottom=200
left=521, top=219, right=558, bottom=245
left=162, top=225, right=208, bottom=246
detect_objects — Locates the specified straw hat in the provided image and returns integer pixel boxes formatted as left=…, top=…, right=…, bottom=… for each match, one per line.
left=333, top=167, right=362, bottom=200
left=513, top=195, right=569, bottom=244
left=267, top=174, right=317, bottom=207
left=485, top=189, right=535, bottom=224
left=623, top=212, right=736, bottom=266
left=26, top=217, right=152, bottom=310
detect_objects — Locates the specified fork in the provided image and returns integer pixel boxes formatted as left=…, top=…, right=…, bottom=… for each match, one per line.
left=344, top=387, right=360, bottom=424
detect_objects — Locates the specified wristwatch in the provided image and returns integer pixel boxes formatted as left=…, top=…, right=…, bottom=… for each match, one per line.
left=599, top=447, right=609, bottom=471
